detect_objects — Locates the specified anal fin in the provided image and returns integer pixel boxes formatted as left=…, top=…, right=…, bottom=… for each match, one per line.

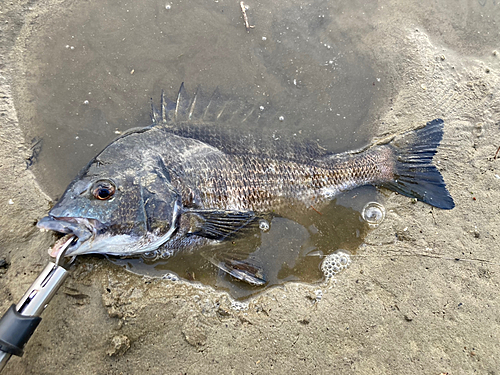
left=202, top=251, right=266, bottom=286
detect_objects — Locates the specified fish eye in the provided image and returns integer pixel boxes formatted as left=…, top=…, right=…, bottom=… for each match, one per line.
left=92, top=180, right=116, bottom=200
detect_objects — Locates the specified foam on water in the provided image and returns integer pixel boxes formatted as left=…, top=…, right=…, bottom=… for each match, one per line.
left=320, top=250, right=352, bottom=281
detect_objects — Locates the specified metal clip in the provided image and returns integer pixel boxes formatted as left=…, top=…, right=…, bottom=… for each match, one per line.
left=16, top=235, right=76, bottom=317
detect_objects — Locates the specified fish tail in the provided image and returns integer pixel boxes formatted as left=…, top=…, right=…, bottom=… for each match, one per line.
left=384, top=119, right=455, bottom=209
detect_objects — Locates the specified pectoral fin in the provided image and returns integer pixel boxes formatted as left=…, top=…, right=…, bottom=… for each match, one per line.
left=184, top=209, right=258, bottom=240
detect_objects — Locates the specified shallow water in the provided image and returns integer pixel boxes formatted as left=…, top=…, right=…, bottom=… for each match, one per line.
left=12, top=0, right=499, bottom=298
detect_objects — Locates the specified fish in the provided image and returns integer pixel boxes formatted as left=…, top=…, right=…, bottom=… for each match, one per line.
left=37, top=84, right=454, bottom=285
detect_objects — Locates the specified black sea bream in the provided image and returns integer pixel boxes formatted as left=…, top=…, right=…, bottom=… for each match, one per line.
left=38, top=85, right=454, bottom=285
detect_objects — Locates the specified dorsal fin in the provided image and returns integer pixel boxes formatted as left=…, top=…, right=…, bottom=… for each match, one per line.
left=150, top=100, right=160, bottom=124
left=150, top=90, right=175, bottom=124
left=149, top=84, right=333, bottom=163
left=187, top=85, right=210, bottom=121
left=175, top=82, right=191, bottom=121
left=161, top=89, right=175, bottom=123
left=203, top=87, right=225, bottom=121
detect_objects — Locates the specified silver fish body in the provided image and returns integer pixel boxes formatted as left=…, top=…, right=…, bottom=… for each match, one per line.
left=37, top=85, right=454, bottom=283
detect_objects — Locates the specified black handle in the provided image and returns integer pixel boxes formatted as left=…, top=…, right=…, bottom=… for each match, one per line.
left=0, top=305, right=41, bottom=357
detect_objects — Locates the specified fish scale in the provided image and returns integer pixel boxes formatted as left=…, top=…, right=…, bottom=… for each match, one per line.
left=170, top=143, right=393, bottom=213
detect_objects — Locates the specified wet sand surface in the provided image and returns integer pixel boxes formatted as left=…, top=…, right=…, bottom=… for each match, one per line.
left=1, top=0, right=500, bottom=374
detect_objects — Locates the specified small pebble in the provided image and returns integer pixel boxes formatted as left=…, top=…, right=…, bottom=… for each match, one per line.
left=0, top=258, right=9, bottom=269
left=107, top=335, right=131, bottom=357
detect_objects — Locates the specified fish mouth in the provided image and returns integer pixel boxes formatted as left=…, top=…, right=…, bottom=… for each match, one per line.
left=37, top=216, right=99, bottom=256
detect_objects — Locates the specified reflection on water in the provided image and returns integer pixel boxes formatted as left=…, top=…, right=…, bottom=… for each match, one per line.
left=14, top=0, right=392, bottom=298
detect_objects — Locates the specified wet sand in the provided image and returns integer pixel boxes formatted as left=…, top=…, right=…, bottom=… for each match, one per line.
left=1, top=1, right=499, bottom=374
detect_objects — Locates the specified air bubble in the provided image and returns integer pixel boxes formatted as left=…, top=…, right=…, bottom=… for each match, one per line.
left=160, top=249, right=174, bottom=259
left=162, top=272, right=179, bottom=281
left=361, top=201, right=386, bottom=228
left=142, top=251, right=158, bottom=260
left=258, top=219, right=270, bottom=232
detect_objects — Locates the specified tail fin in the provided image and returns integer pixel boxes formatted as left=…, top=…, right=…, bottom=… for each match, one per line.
left=384, top=119, right=455, bottom=209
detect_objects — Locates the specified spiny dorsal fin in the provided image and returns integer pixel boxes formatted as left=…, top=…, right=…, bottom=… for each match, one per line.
left=149, top=84, right=333, bottom=163
left=150, top=100, right=160, bottom=124
left=175, top=82, right=191, bottom=121
left=151, top=90, right=175, bottom=124
left=161, top=89, right=175, bottom=124
left=203, top=87, right=224, bottom=121
left=153, top=84, right=260, bottom=125
left=187, top=85, right=210, bottom=121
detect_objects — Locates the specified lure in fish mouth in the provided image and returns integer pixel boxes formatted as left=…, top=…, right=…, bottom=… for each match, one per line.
left=37, top=84, right=454, bottom=285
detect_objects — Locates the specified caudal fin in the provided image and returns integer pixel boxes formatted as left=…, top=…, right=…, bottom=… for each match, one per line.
left=384, top=119, right=455, bottom=209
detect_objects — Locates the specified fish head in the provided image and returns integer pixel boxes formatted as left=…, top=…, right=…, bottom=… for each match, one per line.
left=37, top=154, right=182, bottom=257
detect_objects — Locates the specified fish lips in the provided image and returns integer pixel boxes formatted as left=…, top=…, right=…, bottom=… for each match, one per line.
left=37, top=216, right=96, bottom=256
